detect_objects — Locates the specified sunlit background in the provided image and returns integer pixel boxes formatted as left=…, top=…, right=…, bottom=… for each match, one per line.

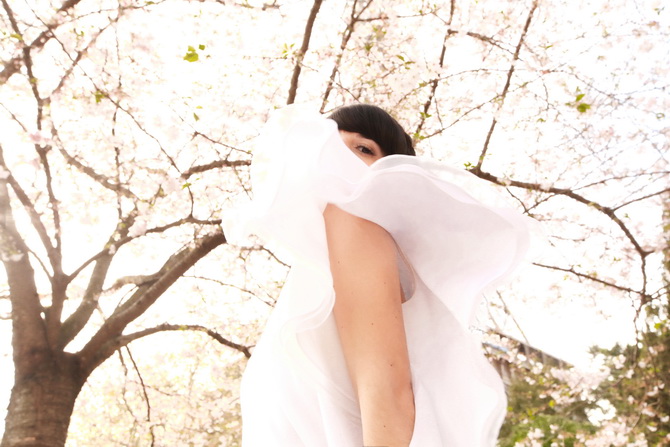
left=1, top=0, right=668, bottom=445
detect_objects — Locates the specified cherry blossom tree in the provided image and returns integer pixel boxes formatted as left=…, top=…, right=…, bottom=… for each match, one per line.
left=0, top=0, right=667, bottom=445
left=0, top=0, right=259, bottom=444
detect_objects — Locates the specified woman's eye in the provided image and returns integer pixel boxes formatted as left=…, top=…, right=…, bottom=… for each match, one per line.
left=356, top=145, right=373, bottom=155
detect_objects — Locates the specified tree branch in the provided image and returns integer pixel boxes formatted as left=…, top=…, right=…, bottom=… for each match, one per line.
left=124, top=347, right=156, bottom=447
left=0, top=146, right=58, bottom=275
left=36, top=3, right=118, bottom=98
left=77, top=229, right=227, bottom=374
left=192, top=130, right=250, bottom=155
left=59, top=215, right=221, bottom=348
left=181, top=159, right=251, bottom=179
left=65, top=216, right=222, bottom=291
left=422, top=89, right=504, bottom=140
left=469, top=168, right=652, bottom=261
left=533, top=262, right=643, bottom=297
left=495, top=290, right=531, bottom=345
left=54, top=132, right=137, bottom=199
left=414, top=24, right=456, bottom=139
left=116, top=350, right=143, bottom=430
left=0, top=0, right=83, bottom=84
left=0, top=161, right=49, bottom=375
left=58, top=230, right=118, bottom=349
left=1, top=0, right=21, bottom=38
left=286, top=0, right=324, bottom=105
left=115, top=217, right=223, bottom=247
left=184, top=274, right=276, bottom=307
left=464, top=30, right=514, bottom=55
left=573, top=170, right=670, bottom=192
left=475, top=0, right=538, bottom=171
left=35, top=142, right=68, bottom=349
left=85, top=321, right=251, bottom=384
left=612, top=188, right=670, bottom=212
left=319, top=0, right=374, bottom=112
left=110, top=324, right=252, bottom=359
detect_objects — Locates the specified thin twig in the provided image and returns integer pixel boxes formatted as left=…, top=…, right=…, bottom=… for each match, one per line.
left=533, top=262, right=643, bottom=296
left=114, top=324, right=252, bottom=358
left=0, top=0, right=85, bottom=84
left=319, top=0, right=374, bottom=112
left=125, top=347, right=155, bottom=447
left=414, top=25, right=455, bottom=139
left=471, top=169, right=651, bottom=260
left=474, top=0, right=539, bottom=171
left=496, top=291, right=531, bottom=345
left=53, top=129, right=136, bottom=198
left=286, top=0, right=324, bottom=104
left=612, top=188, right=670, bottom=212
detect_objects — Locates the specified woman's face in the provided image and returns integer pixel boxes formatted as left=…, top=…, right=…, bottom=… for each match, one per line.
left=339, top=131, right=384, bottom=166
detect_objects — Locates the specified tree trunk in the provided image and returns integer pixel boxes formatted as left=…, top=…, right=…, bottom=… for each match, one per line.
left=1, top=354, right=84, bottom=447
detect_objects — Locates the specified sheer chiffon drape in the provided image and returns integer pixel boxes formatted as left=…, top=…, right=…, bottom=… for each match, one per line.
left=236, top=106, right=532, bottom=446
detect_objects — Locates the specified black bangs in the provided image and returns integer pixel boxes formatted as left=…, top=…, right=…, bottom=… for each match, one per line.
left=329, top=104, right=415, bottom=157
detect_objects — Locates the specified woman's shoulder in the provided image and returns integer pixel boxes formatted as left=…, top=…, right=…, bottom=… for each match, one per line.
left=323, top=203, right=397, bottom=262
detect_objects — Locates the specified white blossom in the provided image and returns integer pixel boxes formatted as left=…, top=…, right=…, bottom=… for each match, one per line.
left=127, top=220, right=147, bottom=238
left=28, top=130, right=51, bottom=145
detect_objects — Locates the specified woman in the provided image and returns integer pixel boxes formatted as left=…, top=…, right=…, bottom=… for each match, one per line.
left=238, top=104, right=531, bottom=446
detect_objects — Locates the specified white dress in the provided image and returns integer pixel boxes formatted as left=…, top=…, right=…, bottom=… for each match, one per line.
left=237, top=106, right=532, bottom=446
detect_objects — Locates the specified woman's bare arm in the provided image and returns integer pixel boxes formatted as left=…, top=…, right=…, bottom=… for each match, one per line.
left=323, top=203, right=415, bottom=447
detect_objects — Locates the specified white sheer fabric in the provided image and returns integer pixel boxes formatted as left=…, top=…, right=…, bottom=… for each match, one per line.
left=238, top=106, right=532, bottom=446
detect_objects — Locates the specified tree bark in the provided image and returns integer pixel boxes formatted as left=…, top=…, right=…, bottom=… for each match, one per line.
left=1, top=354, right=84, bottom=447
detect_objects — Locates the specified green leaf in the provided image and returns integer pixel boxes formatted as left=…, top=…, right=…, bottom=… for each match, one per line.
left=575, top=93, right=586, bottom=102
left=576, top=103, right=591, bottom=113
left=9, top=33, right=22, bottom=41
left=94, top=90, right=105, bottom=103
left=183, top=52, right=198, bottom=62
left=193, top=112, right=200, bottom=121
left=280, top=42, right=295, bottom=59
left=183, top=46, right=199, bottom=62
left=198, top=44, right=206, bottom=50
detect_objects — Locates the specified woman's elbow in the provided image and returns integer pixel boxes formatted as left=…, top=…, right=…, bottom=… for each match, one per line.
left=357, top=379, right=416, bottom=446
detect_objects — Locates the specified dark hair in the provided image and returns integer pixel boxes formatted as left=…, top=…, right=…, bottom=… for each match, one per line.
left=329, top=104, right=415, bottom=156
